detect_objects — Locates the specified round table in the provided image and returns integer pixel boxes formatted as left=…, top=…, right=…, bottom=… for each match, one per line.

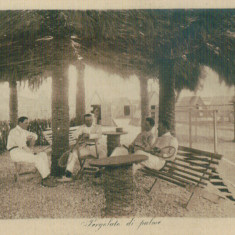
left=102, top=131, right=128, bottom=157
left=90, top=154, right=148, bottom=217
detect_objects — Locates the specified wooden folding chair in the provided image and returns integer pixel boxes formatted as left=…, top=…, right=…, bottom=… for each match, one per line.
left=76, top=139, right=100, bottom=179
left=13, top=162, right=37, bottom=183
left=44, top=127, right=100, bottom=179
left=12, top=139, right=38, bottom=183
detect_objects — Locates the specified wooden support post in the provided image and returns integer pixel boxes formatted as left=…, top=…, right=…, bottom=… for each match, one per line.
left=189, top=109, right=192, bottom=148
left=233, top=102, right=235, bottom=142
left=195, top=113, right=198, bottom=139
left=155, top=106, right=158, bottom=137
left=213, top=110, right=218, bottom=153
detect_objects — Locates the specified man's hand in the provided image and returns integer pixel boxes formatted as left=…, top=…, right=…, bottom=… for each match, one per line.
left=82, top=133, right=90, bottom=140
left=22, top=146, right=32, bottom=153
left=27, top=136, right=36, bottom=147
left=144, top=145, right=152, bottom=152
left=78, top=133, right=89, bottom=140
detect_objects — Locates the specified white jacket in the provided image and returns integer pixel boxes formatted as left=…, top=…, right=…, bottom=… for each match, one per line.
left=7, top=125, right=37, bottom=150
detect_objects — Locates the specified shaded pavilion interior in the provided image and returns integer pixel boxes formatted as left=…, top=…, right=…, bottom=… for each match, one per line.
left=0, top=10, right=234, bottom=175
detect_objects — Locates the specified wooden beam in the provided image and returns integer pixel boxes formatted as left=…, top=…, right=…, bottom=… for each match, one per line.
left=178, top=146, right=222, bottom=160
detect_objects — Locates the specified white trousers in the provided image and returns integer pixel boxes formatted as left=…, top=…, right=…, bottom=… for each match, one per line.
left=66, top=144, right=106, bottom=173
left=10, top=148, right=50, bottom=178
left=110, top=147, right=166, bottom=174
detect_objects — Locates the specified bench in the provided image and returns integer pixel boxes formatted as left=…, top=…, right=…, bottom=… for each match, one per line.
left=43, top=126, right=81, bottom=147
left=140, top=145, right=223, bottom=208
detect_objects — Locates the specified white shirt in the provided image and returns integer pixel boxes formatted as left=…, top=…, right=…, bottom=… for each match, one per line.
left=7, top=125, right=38, bottom=150
left=153, top=132, right=178, bottom=161
left=74, top=124, right=102, bottom=142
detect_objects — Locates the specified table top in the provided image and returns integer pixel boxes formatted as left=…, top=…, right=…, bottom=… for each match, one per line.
left=102, top=131, right=128, bottom=136
left=89, top=154, right=148, bottom=167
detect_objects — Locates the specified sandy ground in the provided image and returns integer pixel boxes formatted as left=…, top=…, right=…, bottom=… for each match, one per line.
left=0, top=118, right=235, bottom=219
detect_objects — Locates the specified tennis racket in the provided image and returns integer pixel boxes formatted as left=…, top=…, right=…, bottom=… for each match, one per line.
left=153, top=146, right=176, bottom=160
left=133, top=144, right=176, bottom=160
left=58, top=134, right=86, bottom=168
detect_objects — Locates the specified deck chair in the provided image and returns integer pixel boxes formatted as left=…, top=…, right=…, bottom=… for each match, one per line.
left=55, top=133, right=99, bottom=179
left=43, top=127, right=100, bottom=178
left=140, top=146, right=223, bottom=209
left=76, top=139, right=100, bottom=179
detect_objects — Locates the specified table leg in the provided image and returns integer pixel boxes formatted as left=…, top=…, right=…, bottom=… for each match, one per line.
left=103, top=164, right=135, bottom=217
left=107, top=135, right=120, bottom=157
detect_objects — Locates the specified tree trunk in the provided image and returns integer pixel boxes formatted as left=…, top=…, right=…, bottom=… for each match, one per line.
left=9, top=78, right=18, bottom=129
left=175, top=90, right=181, bottom=103
left=139, top=78, right=149, bottom=131
left=158, top=59, right=176, bottom=136
left=75, top=62, right=85, bottom=125
left=51, top=42, right=70, bottom=176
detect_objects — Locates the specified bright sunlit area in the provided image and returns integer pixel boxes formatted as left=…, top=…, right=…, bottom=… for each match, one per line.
left=0, top=65, right=234, bottom=121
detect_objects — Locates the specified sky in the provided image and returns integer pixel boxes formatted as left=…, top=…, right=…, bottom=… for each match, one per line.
left=0, top=64, right=234, bottom=120
left=2, top=64, right=233, bottom=99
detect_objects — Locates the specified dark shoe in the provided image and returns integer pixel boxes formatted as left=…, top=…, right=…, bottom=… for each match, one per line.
left=57, top=175, right=73, bottom=182
left=41, top=176, right=57, bottom=187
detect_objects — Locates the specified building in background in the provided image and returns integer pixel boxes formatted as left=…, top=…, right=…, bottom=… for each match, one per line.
left=87, top=91, right=116, bottom=126
left=111, top=97, right=137, bottom=119
left=176, top=96, right=207, bottom=122
left=149, top=91, right=159, bottom=121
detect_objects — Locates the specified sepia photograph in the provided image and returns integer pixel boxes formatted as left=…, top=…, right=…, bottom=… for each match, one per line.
left=0, top=1, right=234, bottom=234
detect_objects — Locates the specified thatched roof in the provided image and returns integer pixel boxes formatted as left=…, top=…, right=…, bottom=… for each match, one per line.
left=0, top=11, right=77, bottom=87
left=209, top=96, right=234, bottom=105
left=0, top=10, right=234, bottom=91
left=72, top=10, right=235, bottom=90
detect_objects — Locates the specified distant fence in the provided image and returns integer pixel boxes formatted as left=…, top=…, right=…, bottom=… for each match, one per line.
left=152, top=103, right=235, bottom=153
left=1, top=103, right=234, bottom=154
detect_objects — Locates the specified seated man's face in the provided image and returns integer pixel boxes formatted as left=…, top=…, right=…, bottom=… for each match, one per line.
left=144, top=120, right=153, bottom=132
left=20, top=119, right=29, bottom=130
left=84, top=116, right=93, bottom=127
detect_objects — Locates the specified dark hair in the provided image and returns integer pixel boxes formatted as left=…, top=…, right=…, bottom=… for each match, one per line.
left=83, top=113, right=92, bottom=121
left=146, top=117, right=155, bottom=127
left=18, top=116, right=28, bottom=124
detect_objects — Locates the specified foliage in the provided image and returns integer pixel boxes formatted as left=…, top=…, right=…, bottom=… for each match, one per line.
left=0, top=10, right=234, bottom=91
left=0, top=119, right=51, bottom=151
left=72, top=10, right=234, bottom=90
left=28, top=119, right=51, bottom=145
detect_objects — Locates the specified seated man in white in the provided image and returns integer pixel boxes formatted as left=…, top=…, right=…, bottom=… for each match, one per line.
left=58, top=113, right=103, bottom=182
left=110, top=117, right=155, bottom=159
left=7, top=116, right=56, bottom=187
left=133, top=120, right=178, bottom=173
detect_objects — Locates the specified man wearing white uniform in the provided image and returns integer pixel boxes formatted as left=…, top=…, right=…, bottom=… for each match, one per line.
left=7, top=116, right=56, bottom=187
left=110, top=117, right=155, bottom=158
left=58, top=114, right=102, bottom=182
left=110, top=118, right=178, bottom=173
left=133, top=120, right=178, bottom=173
